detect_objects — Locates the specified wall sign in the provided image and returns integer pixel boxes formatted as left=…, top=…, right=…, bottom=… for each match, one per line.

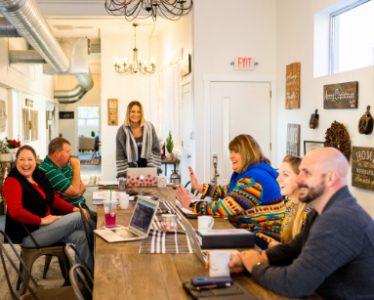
left=352, top=146, right=374, bottom=191
left=323, top=81, right=358, bottom=109
left=286, top=123, right=300, bottom=156
left=108, top=98, right=118, bottom=126
left=285, top=62, right=301, bottom=109
left=59, top=111, right=74, bottom=119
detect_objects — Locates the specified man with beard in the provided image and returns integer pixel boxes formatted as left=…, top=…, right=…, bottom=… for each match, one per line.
left=229, top=147, right=374, bottom=299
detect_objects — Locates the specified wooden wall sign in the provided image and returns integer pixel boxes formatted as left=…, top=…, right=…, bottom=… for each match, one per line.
left=323, top=81, right=358, bottom=109
left=352, top=146, right=374, bottom=191
left=59, top=111, right=74, bottom=119
left=286, top=123, right=300, bottom=156
left=108, top=98, right=118, bottom=126
left=285, top=62, right=301, bottom=109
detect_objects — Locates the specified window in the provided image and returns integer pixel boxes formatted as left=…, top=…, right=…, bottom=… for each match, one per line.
left=77, top=106, right=100, bottom=137
left=330, top=0, right=374, bottom=74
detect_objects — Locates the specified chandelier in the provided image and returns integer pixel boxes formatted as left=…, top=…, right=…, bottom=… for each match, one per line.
left=105, top=0, right=193, bottom=21
left=114, top=23, right=156, bottom=75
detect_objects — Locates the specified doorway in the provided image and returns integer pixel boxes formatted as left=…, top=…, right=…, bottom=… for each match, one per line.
left=208, top=81, right=272, bottom=184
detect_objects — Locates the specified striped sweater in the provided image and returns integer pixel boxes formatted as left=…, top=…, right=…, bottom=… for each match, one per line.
left=192, top=163, right=285, bottom=243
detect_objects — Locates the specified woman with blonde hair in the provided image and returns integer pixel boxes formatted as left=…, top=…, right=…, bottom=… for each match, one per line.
left=177, top=134, right=285, bottom=248
left=116, top=100, right=161, bottom=178
left=269, top=155, right=310, bottom=246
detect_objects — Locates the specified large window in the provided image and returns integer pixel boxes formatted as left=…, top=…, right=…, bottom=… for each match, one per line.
left=77, top=106, right=100, bottom=137
left=330, top=0, right=374, bottom=74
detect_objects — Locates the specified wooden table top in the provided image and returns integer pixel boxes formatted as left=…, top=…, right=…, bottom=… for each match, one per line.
left=92, top=187, right=288, bottom=300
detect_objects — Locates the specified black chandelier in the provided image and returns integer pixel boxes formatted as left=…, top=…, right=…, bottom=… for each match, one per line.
left=104, top=0, right=193, bottom=21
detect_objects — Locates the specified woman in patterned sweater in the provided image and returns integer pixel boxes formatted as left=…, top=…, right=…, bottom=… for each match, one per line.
left=177, top=134, right=285, bottom=248
left=268, top=155, right=311, bottom=247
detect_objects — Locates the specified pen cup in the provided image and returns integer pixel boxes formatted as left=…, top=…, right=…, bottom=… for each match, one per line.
left=161, top=214, right=177, bottom=232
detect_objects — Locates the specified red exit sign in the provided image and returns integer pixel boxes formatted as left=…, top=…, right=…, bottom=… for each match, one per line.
left=232, top=57, right=255, bottom=70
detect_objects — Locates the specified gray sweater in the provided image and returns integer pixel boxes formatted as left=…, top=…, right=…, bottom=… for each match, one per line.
left=253, top=186, right=374, bottom=299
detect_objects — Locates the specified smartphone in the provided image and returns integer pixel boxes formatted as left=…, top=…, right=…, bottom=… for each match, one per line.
left=191, top=276, right=232, bottom=287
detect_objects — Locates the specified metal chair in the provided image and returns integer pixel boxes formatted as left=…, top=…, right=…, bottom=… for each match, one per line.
left=77, top=203, right=95, bottom=259
left=16, top=225, right=70, bottom=295
left=64, top=243, right=92, bottom=277
left=69, top=263, right=93, bottom=300
left=0, top=230, right=77, bottom=300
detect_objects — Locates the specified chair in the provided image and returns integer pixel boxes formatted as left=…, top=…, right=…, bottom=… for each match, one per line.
left=17, top=225, right=70, bottom=295
left=64, top=243, right=92, bottom=277
left=77, top=203, right=94, bottom=258
left=0, top=230, right=77, bottom=300
left=69, top=263, right=93, bottom=300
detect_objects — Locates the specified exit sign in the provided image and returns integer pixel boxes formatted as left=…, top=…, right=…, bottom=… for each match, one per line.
left=232, top=57, right=256, bottom=70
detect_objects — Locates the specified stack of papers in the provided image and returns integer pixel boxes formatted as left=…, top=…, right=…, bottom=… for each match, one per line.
left=92, top=191, right=119, bottom=205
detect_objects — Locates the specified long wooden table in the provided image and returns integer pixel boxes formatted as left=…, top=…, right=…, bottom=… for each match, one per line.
left=92, top=187, right=287, bottom=300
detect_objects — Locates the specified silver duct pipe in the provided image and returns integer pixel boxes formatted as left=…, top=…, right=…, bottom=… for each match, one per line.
left=9, top=49, right=45, bottom=63
left=0, top=0, right=94, bottom=103
left=0, top=18, right=19, bottom=36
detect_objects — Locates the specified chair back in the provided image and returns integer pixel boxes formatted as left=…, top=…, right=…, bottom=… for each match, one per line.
left=0, top=230, right=39, bottom=300
left=64, top=243, right=92, bottom=276
left=77, top=203, right=94, bottom=256
left=69, top=263, right=93, bottom=300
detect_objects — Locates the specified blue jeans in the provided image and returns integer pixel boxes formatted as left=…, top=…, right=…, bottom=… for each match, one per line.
left=22, top=212, right=93, bottom=271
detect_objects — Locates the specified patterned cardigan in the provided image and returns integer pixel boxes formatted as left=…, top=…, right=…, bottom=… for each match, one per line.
left=192, top=178, right=285, bottom=243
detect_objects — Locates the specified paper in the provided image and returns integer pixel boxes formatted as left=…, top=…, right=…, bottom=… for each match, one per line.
left=92, top=191, right=119, bottom=205
left=198, top=228, right=253, bottom=236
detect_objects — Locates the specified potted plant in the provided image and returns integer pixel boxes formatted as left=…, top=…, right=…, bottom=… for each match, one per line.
left=166, top=131, right=174, bottom=159
left=91, top=131, right=95, bottom=137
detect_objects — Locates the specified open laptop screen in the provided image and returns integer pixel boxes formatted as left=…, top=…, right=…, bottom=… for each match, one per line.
left=130, top=199, right=158, bottom=234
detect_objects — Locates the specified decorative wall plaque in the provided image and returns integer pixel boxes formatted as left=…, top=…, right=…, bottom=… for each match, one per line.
left=59, top=111, right=74, bottom=119
left=285, top=62, right=301, bottom=109
left=323, top=81, right=358, bottom=109
left=324, top=121, right=351, bottom=161
left=352, top=146, right=374, bottom=191
left=286, top=123, right=300, bottom=156
left=108, top=98, right=118, bottom=126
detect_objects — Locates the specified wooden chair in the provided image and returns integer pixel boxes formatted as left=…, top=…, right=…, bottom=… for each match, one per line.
left=17, top=225, right=70, bottom=295
left=69, top=263, right=93, bottom=300
left=0, top=230, right=77, bottom=300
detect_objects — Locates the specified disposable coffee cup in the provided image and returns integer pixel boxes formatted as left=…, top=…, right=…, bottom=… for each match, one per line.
left=209, top=250, right=231, bottom=277
left=118, top=192, right=129, bottom=209
left=198, top=216, right=214, bottom=230
left=161, top=214, right=177, bottom=232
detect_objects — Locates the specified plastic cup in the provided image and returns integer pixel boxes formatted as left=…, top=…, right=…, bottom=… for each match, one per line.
left=103, top=199, right=117, bottom=228
left=118, top=192, right=129, bottom=209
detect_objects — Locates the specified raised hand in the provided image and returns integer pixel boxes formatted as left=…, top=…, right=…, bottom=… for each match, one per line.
left=188, top=166, right=202, bottom=193
left=176, top=185, right=193, bottom=208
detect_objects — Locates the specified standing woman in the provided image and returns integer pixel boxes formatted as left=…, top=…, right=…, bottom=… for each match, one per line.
left=116, top=100, right=161, bottom=178
left=270, top=155, right=310, bottom=246
left=177, top=134, right=285, bottom=248
left=2, top=145, right=93, bottom=271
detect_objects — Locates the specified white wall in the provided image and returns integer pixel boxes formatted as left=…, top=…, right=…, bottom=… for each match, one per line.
left=276, top=0, right=374, bottom=215
left=193, top=0, right=277, bottom=180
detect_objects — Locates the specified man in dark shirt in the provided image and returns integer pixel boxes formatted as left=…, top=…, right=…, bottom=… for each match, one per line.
left=229, top=147, right=374, bottom=299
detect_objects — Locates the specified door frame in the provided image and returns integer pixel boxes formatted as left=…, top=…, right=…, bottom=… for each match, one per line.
left=202, top=74, right=277, bottom=182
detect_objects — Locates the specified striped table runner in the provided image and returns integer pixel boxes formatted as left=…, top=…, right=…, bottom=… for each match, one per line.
left=139, top=201, right=194, bottom=254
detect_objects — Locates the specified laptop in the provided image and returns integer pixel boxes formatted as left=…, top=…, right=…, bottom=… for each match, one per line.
left=126, top=167, right=158, bottom=187
left=94, top=197, right=159, bottom=243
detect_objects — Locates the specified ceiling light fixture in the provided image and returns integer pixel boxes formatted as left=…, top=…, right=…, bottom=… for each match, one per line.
left=114, top=23, right=156, bottom=75
left=105, top=0, right=193, bottom=21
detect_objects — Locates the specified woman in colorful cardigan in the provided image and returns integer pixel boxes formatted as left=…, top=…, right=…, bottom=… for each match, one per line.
left=177, top=134, right=285, bottom=248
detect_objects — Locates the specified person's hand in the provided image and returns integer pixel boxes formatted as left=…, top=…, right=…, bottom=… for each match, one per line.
left=229, top=252, right=244, bottom=273
left=188, top=166, right=202, bottom=193
left=176, top=185, right=193, bottom=208
left=239, top=250, right=263, bottom=273
left=69, top=156, right=81, bottom=170
left=41, top=215, right=61, bottom=225
left=268, top=240, right=280, bottom=248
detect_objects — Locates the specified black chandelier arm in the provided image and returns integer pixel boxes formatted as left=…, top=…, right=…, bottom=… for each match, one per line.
left=104, top=0, right=193, bottom=21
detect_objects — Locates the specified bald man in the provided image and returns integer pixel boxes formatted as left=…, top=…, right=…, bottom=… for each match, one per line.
left=229, top=147, right=374, bottom=299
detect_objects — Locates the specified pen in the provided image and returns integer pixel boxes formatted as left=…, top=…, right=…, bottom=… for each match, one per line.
left=194, top=282, right=231, bottom=291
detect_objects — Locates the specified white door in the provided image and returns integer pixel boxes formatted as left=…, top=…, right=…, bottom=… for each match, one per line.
left=180, top=83, right=195, bottom=185
left=209, top=81, right=271, bottom=184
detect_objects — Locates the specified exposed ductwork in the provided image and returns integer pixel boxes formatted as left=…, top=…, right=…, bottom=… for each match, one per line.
left=0, top=1, right=93, bottom=103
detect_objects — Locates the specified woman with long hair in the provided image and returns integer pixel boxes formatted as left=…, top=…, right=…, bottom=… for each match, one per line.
left=177, top=134, right=285, bottom=247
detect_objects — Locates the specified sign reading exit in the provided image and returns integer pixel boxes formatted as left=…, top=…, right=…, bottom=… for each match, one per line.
left=231, top=57, right=256, bottom=70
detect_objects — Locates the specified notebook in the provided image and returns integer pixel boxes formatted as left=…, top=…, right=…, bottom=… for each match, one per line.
left=94, top=197, right=159, bottom=243
left=126, top=167, right=158, bottom=187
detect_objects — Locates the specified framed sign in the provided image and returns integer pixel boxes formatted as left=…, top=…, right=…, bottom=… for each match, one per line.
left=59, top=111, right=74, bottom=119
left=323, top=81, right=358, bottom=109
left=285, top=62, right=301, bottom=109
left=108, top=98, right=118, bottom=126
left=286, top=123, right=300, bottom=156
left=304, top=140, right=325, bottom=155
left=351, top=146, right=374, bottom=191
